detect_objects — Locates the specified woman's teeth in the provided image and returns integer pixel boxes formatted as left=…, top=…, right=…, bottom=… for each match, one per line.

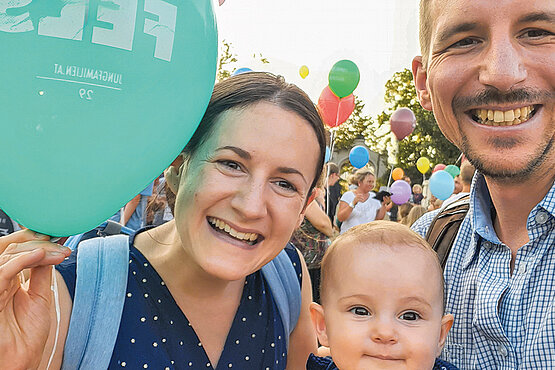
left=472, top=106, right=535, bottom=126
left=208, top=217, right=259, bottom=245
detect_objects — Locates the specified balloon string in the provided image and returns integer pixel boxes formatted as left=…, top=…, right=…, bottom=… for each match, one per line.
left=47, top=266, right=61, bottom=370
left=326, top=131, right=336, bottom=216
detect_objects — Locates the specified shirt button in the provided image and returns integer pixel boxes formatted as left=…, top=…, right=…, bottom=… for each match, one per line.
left=498, top=344, right=508, bottom=357
left=535, top=211, right=549, bottom=225
left=518, top=263, right=527, bottom=274
left=483, top=241, right=492, bottom=248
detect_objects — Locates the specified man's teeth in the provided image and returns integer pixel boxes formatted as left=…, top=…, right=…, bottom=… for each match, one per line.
left=208, top=217, right=259, bottom=243
left=473, top=106, right=535, bottom=126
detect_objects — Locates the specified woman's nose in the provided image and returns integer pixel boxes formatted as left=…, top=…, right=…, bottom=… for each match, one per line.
left=230, top=180, right=268, bottom=219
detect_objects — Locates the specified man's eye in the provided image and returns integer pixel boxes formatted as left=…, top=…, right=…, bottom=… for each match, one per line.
left=399, top=311, right=421, bottom=321
left=450, top=38, right=479, bottom=48
left=350, top=307, right=370, bottom=316
left=521, top=29, right=553, bottom=39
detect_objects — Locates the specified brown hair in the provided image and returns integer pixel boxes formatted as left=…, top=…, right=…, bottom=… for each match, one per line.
left=460, top=161, right=476, bottom=185
left=320, top=220, right=445, bottom=309
left=419, top=0, right=434, bottom=69
left=405, top=205, right=428, bottom=227
left=165, top=72, right=326, bottom=214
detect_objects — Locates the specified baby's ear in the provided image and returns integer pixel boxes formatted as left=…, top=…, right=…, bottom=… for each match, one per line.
left=437, top=314, right=454, bottom=356
left=309, top=302, right=329, bottom=347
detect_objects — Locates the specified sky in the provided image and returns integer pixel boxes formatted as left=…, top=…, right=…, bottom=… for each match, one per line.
left=215, top=0, right=421, bottom=117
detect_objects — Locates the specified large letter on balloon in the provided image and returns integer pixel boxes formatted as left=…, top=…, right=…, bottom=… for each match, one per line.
left=143, top=0, right=177, bottom=62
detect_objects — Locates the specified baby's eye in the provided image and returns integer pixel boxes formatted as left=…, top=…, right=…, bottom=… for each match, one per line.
left=399, top=311, right=421, bottom=321
left=350, top=307, right=370, bottom=316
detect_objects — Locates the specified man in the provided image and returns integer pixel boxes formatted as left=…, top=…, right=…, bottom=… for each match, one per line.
left=324, top=162, right=341, bottom=223
left=452, top=175, right=462, bottom=194
left=411, top=0, right=555, bottom=368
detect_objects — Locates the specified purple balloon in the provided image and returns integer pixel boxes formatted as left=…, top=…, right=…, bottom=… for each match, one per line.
left=390, top=180, right=411, bottom=205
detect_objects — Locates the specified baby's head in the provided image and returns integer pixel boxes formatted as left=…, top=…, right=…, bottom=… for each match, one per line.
left=310, top=221, right=453, bottom=370
left=412, top=183, right=423, bottom=194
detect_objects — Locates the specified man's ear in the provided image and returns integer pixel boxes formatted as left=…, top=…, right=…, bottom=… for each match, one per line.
left=309, top=302, right=330, bottom=347
left=164, top=154, right=185, bottom=195
left=437, top=314, right=454, bottom=356
left=412, top=56, right=433, bottom=111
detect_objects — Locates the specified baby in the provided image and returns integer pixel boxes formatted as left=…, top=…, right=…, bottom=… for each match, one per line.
left=308, top=221, right=457, bottom=369
left=412, top=184, right=424, bottom=205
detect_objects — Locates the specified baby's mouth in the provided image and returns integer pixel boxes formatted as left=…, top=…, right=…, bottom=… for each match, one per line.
left=207, top=217, right=262, bottom=246
left=469, top=105, right=538, bottom=126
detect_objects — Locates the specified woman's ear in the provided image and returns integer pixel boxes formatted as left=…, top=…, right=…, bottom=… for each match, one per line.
left=164, top=154, right=185, bottom=195
left=310, top=302, right=330, bottom=347
left=412, top=56, right=433, bottom=111
left=437, top=314, right=454, bottom=356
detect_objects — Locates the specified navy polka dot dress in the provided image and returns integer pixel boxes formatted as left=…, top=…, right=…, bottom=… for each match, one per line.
left=56, top=230, right=302, bottom=370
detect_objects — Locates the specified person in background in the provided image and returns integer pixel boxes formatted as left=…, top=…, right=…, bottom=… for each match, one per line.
left=110, top=181, right=154, bottom=231
left=308, top=221, right=456, bottom=370
left=412, top=183, right=425, bottom=205
left=398, top=202, right=414, bottom=225
left=411, top=0, right=555, bottom=366
left=290, top=183, right=333, bottom=304
left=324, top=162, right=341, bottom=224
left=405, top=205, right=428, bottom=228
left=336, top=169, right=388, bottom=234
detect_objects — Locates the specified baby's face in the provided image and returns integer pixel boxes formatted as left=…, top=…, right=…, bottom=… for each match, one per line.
left=317, top=245, right=452, bottom=370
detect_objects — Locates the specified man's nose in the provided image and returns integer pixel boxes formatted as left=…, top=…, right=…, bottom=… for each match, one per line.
left=478, top=36, right=527, bottom=93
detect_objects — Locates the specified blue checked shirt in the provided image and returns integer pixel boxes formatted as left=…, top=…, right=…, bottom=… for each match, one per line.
left=412, top=173, right=555, bottom=369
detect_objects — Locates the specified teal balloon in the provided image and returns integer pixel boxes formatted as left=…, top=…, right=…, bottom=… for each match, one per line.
left=429, top=170, right=455, bottom=201
left=0, top=0, right=218, bottom=236
left=328, top=60, right=360, bottom=98
left=445, top=164, right=461, bottom=178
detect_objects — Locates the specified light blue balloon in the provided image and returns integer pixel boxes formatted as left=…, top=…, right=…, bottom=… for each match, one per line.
left=349, top=145, right=369, bottom=169
left=324, top=146, right=331, bottom=163
left=429, top=170, right=455, bottom=200
left=0, top=0, right=218, bottom=236
left=232, top=67, right=253, bottom=76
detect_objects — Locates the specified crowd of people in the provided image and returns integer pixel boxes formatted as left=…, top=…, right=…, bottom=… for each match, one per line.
left=0, top=0, right=553, bottom=368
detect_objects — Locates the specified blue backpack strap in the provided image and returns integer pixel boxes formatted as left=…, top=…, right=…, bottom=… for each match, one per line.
left=261, top=244, right=302, bottom=349
left=61, top=234, right=130, bottom=370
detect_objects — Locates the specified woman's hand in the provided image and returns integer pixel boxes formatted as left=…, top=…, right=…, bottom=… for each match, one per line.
left=0, top=230, right=71, bottom=369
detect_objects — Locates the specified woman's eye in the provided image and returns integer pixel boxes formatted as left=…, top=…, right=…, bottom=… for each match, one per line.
left=350, top=307, right=370, bottom=316
left=217, top=160, right=241, bottom=171
left=274, top=180, right=297, bottom=192
left=399, top=311, right=421, bottom=321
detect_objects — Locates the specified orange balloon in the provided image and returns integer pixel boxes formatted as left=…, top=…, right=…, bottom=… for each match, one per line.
left=392, top=167, right=404, bottom=181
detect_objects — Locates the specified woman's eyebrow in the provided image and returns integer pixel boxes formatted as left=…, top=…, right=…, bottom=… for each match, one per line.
left=277, top=167, right=307, bottom=184
left=216, top=146, right=251, bottom=159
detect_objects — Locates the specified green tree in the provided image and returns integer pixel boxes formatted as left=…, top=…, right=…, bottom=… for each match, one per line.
left=375, top=69, right=460, bottom=183
left=216, top=41, right=270, bottom=82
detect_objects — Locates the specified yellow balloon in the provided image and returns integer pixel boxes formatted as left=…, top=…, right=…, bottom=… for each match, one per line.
left=417, top=157, right=430, bottom=174
left=299, top=65, right=309, bottom=79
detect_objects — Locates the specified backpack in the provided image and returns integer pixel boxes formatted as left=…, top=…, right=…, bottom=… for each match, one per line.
left=425, top=194, right=470, bottom=269
left=61, top=232, right=301, bottom=370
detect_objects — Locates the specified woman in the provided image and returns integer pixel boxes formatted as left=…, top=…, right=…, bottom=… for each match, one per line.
left=336, top=168, right=388, bottom=234
left=290, top=185, right=332, bottom=303
left=0, top=73, right=325, bottom=369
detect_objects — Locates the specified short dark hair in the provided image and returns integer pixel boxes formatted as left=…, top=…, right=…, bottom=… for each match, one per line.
left=326, top=162, right=339, bottom=176
left=167, top=72, right=326, bottom=213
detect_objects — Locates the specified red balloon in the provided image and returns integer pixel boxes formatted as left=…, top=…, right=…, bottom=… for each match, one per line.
left=433, top=163, right=446, bottom=173
left=390, top=107, right=416, bottom=140
left=317, top=86, right=355, bottom=128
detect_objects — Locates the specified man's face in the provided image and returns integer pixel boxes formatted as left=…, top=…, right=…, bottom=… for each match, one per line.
left=413, top=0, right=555, bottom=183
left=453, top=176, right=462, bottom=194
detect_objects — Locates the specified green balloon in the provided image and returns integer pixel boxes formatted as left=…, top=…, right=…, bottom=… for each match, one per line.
left=0, top=0, right=218, bottom=236
left=328, top=60, right=360, bottom=98
left=445, top=165, right=461, bottom=178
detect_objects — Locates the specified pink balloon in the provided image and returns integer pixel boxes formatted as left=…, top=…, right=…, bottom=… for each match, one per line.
left=390, top=180, right=412, bottom=205
left=390, top=107, right=416, bottom=140
left=433, top=163, right=446, bottom=173
left=317, top=86, right=355, bottom=128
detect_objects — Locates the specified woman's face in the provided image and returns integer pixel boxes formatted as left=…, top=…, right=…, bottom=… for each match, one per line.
left=173, top=102, right=320, bottom=281
left=358, top=174, right=375, bottom=194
